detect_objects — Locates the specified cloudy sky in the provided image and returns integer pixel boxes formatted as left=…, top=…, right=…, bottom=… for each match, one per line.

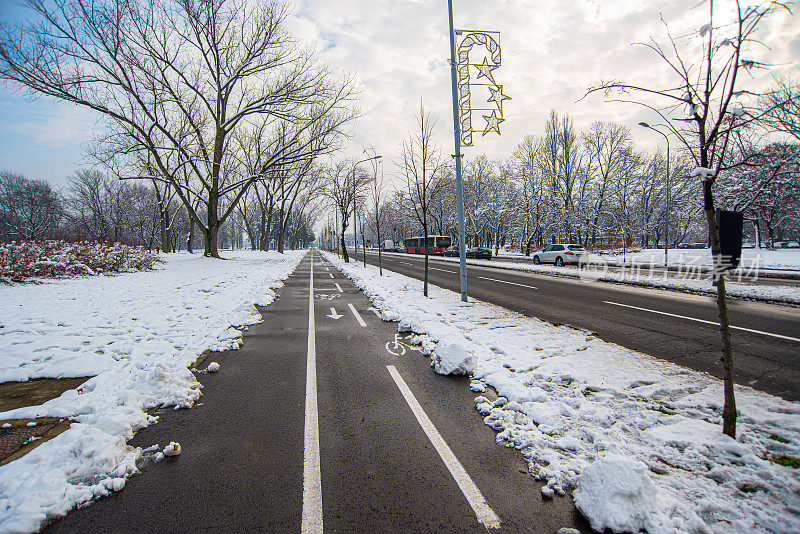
left=0, top=0, right=797, bottom=188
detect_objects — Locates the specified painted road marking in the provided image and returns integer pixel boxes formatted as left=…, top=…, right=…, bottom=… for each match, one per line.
left=335, top=283, right=343, bottom=293
left=429, top=266, right=457, bottom=274
left=478, top=276, right=537, bottom=290
left=347, top=303, right=367, bottom=327
left=328, top=273, right=334, bottom=278
left=604, top=301, right=800, bottom=343
left=386, top=366, right=501, bottom=530
left=400, top=261, right=414, bottom=266
left=327, top=307, right=343, bottom=319
left=367, top=306, right=381, bottom=318
left=302, top=253, right=323, bottom=534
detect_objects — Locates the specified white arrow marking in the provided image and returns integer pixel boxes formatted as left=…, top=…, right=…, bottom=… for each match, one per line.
left=347, top=303, right=367, bottom=327
left=327, top=307, right=343, bottom=319
left=367, top=307, right=381, bottom=318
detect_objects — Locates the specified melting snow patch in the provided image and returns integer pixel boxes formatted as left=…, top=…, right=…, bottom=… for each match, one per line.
left=206, top=362, right=220, bottom=373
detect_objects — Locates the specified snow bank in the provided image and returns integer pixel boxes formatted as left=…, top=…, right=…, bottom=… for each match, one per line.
left=0, top=250, right=304, bottom=532
left=324, top=252, right=800, bottom=534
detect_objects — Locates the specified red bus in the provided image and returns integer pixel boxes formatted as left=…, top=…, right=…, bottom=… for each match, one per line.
left=403, top=235, right=452, bottom=255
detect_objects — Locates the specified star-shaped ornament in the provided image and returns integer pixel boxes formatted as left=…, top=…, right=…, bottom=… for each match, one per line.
left=482, top=109, right=504, bottom=136
left=474, top=57, right=499, bottom=84
left=487, top=84, right=511, bottom=113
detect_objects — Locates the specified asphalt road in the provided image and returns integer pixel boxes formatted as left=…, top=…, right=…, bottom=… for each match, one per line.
left=486, top=254, right=800, bottom=288
left=47, top=251, right=589, bottom=533
left=354, top=249, right=800, bottom=402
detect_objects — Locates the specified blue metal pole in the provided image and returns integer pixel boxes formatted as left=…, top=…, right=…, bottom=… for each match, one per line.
left=447, top=0, right=468, bottom=302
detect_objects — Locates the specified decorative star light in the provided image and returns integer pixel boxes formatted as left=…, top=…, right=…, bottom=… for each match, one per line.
left=455, top=30, right=509, bottom=145
left=487, top=84, right=510, bottom=113
left=482, top=109, right=504, bottom=136
left=474, top=57, right=498, bottom=84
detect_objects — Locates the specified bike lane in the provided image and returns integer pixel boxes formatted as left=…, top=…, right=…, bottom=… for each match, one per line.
left=311, top=250, right=589, bottom=533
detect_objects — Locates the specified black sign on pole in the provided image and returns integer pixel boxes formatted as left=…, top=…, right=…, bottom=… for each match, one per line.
left=716, top=209, right=744, bottom=270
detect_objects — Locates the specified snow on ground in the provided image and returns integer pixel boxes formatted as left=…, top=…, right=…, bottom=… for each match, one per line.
left=0, top=250, right=304, bottom=533
left=497, top=247, right=800, bottom=272
left=426, top=254, right=800, bottom=306
left=325, top=251, right=800, bottom=534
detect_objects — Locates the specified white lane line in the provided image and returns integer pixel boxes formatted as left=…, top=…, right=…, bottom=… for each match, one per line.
left=347, top=303, right=367, bottom=327
left=328, top=272, right=334, bottom=278
left=302, top=254, right=323, bottom=534
left=478, top=276, right=537, bottom=290
left=429, top=266, right=458, bottom=274
left=335, top=283, right=343, bottom=293
left=386, top=366, right=501, bottom=530
left=400, top=261, right=414, bottom=266
left=604, top=301, right=800, bottom=343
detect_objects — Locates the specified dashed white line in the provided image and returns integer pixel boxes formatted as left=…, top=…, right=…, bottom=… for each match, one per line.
left=302, top=254, right=323, bottom=533
left=335, top=283, right=343, bottom=293
left=477, top=276, right=537, bottom=290
left=386, top=365, right=501, bottom=530
left=429, top=266, right=458, bottom=274
left=347, top=303, right=367, bottom=327
left=328, top=273, right=334, bottom=278
left=604, top=301, right=800, bottom=343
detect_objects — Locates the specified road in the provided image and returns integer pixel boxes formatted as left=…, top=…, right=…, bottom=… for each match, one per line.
left=486, top=253, right=800, bottom=288
left=47, top=251, right=588, bottom=533
left=352, top=249, right=800, bottom=402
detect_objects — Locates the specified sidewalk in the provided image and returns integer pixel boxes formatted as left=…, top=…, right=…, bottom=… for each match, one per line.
left=47, top=250, right=588, bottom=533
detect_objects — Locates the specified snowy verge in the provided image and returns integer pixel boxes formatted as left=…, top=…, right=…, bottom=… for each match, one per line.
left=0, top=250, right=305, bottom=533
left=324, top=251, right=800, bottom=534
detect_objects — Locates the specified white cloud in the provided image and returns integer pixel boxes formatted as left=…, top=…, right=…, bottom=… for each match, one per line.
left=288, top=0, right=799, bottom=187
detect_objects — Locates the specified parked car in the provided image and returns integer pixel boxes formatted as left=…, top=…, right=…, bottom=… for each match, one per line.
left=774, top=240, right=800, bottom=249
left=443, top=245, right=460, bottom=257
left=532, top=244, right=586, bottom=266
left=465, top=247, right=492, bottom=259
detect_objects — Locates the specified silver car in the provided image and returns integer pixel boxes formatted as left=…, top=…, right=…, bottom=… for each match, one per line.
left=532, top=244, right=586, bottom=266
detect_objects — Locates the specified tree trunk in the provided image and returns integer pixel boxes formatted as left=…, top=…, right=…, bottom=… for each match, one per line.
left=377, top=224, right=383, bottom=276
left=423, top=222, right=429, bottom=297
left=187, top=215, right=195, bottom=253
left=205, top=198, right=220, bottom=258
left=704, top=181, right=737, bottom=438
left=340, top=229, right=349, bottom=263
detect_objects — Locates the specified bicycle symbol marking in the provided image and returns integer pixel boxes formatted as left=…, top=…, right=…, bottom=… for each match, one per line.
left=385, top=333, right=423, bottom=356
left=316, top=293, right=341, bottom=300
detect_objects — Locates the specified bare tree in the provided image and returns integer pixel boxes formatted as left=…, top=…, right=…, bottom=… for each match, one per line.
left=588, top=0, right=790, bottom=437
left=0, top=171, right=63, bottom=241
left=0, top=0, right=356, bottom=257
left=401, top=102, right=446, bottom=297
left=364, top=146, right=385, bottom=275
left=321, top=160, right=372, bottom=263
left=761, top=77, right=800, bottom=142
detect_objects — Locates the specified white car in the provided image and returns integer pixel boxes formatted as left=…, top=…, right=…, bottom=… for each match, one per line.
left=532, top=244, right=587, bottom=266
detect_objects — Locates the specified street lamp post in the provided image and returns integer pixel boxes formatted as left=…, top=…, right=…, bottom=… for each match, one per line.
left=351, top=155, right=382, bottom=263
left=639, top=122, right=671, bottom=267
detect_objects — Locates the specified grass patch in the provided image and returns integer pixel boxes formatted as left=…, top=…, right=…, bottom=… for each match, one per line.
left=769, top=434, right=790, bottom=444
left=0, top=377, right=90, bottom=412
left=771, top=456, right=800, bottom=469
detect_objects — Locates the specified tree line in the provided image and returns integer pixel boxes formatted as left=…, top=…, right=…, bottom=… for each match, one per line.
left=0, top=0, right=356, bottom=256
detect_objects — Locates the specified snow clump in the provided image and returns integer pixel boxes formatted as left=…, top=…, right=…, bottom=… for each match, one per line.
left=431, top=342, right=475, bottom=376
left=206, top=362, right=220, bottom=373
left=163, top=442, right=182, bottom=457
